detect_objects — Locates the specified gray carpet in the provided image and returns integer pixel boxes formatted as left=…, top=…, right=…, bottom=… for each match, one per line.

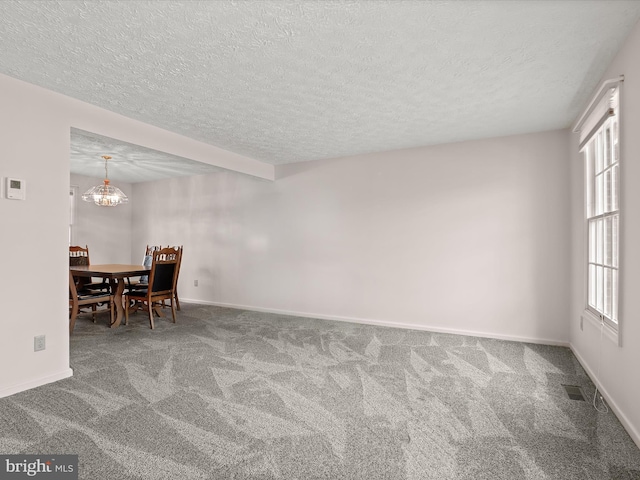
left=1, top=304, right=639, bottom=479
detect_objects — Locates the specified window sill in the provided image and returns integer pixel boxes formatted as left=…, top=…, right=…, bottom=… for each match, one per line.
left=582, top=310, right=621, bottom=347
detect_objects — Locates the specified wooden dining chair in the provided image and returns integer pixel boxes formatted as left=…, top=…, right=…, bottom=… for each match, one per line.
left=145, top=244, right=162, bottom=256
left=69, top=245, right=90, bottom=266
left=169, top=245, right=183, bottom=311
left=124, top=246, right=181, bottom=329
left=140, top=245, right=162, bottom=285
left=131, top=244, right=181, bottom=310
left=69, top=271, right=114, bottom=334
left=126, top=245, right=162, bottom=291
left=147, top=245, right=182, bottom=312
left=69, top=245, right=108, bottom=292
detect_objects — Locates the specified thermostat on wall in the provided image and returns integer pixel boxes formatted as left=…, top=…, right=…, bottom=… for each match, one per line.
left=5, top=177, right=26, bottom=200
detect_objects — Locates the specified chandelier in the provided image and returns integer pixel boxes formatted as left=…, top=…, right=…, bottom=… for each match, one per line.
left=81, top=155, right=129, bottom=207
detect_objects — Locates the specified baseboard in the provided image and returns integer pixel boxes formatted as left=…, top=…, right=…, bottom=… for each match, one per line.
left=570, top=344, right=640, bottom=451
left=180, top=298, right=569, bottom=347
left=0, top=368, right=73, bottom=399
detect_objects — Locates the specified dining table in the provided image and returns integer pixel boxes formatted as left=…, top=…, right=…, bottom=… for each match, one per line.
left=70, top=264, right=151, bottom=328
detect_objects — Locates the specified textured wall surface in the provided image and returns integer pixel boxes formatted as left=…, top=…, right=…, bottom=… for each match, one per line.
left=0, top=1, right=638, bottom=165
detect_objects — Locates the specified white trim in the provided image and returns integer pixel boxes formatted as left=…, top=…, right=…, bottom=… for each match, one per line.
left=582, top=309, right=621, bottom=346
left=572, top=75, right=624, bottom=134
left=69, top=185, right=78, bottom=245
left=0, top=368, right=73, bottom=399
left=570, top=344, right=640, bottom=451
left=180, top=298, right=569, bottom=347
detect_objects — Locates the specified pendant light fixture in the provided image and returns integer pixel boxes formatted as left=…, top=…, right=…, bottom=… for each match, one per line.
left=81, top=155, right=129, bottom=207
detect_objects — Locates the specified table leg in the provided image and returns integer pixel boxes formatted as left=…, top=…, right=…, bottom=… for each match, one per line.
left=110, top=279, right=126, bottom=328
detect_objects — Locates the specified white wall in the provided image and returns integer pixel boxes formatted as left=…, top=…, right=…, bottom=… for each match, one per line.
left=0, top=76, right=73, bottom=395
left=71, top=173, right=133, bottom=264
left=132, top=129, right=571, bottom=344
left=569, top=20, right=640, bottom=447
left=0, top=72, right=270, bottom=398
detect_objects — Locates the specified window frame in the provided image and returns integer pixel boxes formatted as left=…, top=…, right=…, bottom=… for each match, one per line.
left=584, top=119, right=619, bottom=331
left=69, top=185, right=78, bottom=245
left=576, top=80, right=623, bottom=345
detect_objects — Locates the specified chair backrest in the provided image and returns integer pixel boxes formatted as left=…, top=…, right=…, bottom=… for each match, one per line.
left=139, top=246, right=160, bottom=283
left=149, top=247, right=181, bottom=294
left=69, top=245, right=90, bottom=266
left=167, top=245, right=183, bottom=280
left=145, top=245, right=162, bottom=256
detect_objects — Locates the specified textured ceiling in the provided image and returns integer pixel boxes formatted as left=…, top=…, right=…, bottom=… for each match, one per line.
left=1, top=1, right=640, bottom=170
left=70, top=129, right=224, bottom=183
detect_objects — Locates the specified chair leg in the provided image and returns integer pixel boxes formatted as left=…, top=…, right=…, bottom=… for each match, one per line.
left=110, top=299, right=114, bottom=325
left=125, top=298, right=130, bottom=325
left=69, top=305, right=79, bottom=335
left=170, top=298, right=176, bottom=323
left=148, top=302, right=155, bottom=329
left=91, top=304, right=97, bottom=323
left=174, top=289, right=181, bottom=311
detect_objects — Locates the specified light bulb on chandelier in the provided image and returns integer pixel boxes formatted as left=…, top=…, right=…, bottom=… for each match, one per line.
left=81, top=155, right=129, bottom=207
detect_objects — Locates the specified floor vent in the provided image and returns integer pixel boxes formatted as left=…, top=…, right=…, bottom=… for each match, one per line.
left=562, top=384, right=586, bottom=401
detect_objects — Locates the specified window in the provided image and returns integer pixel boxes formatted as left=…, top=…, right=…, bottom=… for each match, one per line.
left=580, top=85, right=620, bottom=331
left=69, top=185, right=78, bottom=245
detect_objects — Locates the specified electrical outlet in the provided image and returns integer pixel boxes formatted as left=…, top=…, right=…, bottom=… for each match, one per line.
left=194, top=279, right=198, bottom=287
left=34, top=335, right=46, bottom=352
